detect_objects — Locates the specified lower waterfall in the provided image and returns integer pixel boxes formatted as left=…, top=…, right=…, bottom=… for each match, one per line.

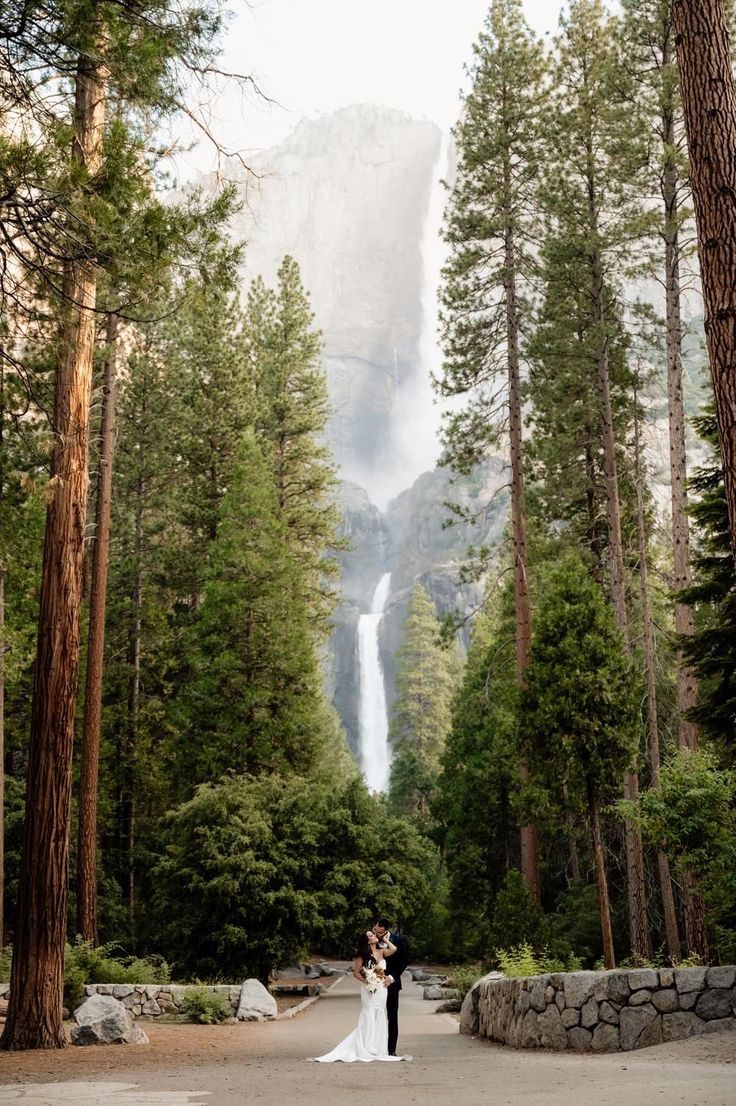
left=358, top=572, right=392, bottom=792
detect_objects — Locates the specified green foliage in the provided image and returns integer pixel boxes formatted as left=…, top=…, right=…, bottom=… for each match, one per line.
left=62, top=940, right=171, bottom=1011
left=547, top=882, right=604, bottom=966
left=179, top=988, right=229, bottom=1024
left=488, top=870, right=548, bottom=954
left=151, top=774, right=436, bottom=983
left=434, top=586, right=521, bottom=958
left=681, top=412, right=736, bottom=758
left=438, top=0, right=547, bottom=471
left=388, top=585, right=461, bottom=819
left=523, top=553, right=640, bottom=810
left=447, top=963, right=484, bottom=1002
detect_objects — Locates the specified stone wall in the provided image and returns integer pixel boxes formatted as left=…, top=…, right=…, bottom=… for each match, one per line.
left=82, top=983, right=242, bottom=1019
left=461, top=966, right=736, bottom=1052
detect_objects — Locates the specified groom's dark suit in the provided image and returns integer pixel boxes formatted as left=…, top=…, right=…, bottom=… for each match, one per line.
left=381, top=933, right=409, bottom=1055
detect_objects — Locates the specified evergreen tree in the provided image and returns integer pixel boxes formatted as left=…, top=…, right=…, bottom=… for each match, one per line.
left=247, top=257, right=342, bottom=634
left=438, top=0, right=547, bottom=901
left=682, top=412, right=736, bottom=759
left=388, top=585, right=461, bottom=820
left=176, top=432, right=325, bottom=784
left=434, top=591, right=520, bottom=958
left=522, top=553, right=640, bottom=969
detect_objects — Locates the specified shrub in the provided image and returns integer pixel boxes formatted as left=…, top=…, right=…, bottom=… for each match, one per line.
left=488, top=870, right=548, bottom=953
left=447, top=963, right=483, bottom=1002
left=179, top=987, right=230, bottom=1024
left=63, top=940, right=171, bottom=1011
left=495, top=943, right=579, bottom=977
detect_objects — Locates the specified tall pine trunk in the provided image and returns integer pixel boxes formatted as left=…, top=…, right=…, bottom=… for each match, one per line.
left=662, top=89, right=699, bottom=752
left=76, top=312, right=119, bottom=944
left=589, top=783, right=615, bottom=970
left=591, top=254, right=653, bottom=965
left=673, top=0, right=736, bottom=565
left=1, top=35, right=108, bottom=1049
left=633, top=387, right=681, bottom=962
left=0, top=346, right=6, bottom=952
left=503, top=180, right=539, bottom=905
left=126, top=492, right=143, bottom=933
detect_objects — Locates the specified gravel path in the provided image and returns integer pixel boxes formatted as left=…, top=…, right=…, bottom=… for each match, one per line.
left=0, top=974, right=734, bottom=1105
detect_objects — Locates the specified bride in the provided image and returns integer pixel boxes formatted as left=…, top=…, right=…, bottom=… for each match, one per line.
left=314, top=930, right=410, bottom=1063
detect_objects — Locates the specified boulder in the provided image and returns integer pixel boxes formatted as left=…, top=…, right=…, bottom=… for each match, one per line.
left=661, top=1011, right=704, bottom=1042
left=594, top=972, right=630, bottom=1005
left=629, top=989, right=652, bottom=1006
left=563, top=972, right=597, bottom=1009
left=652, top=989, right=678, bottom=1014
left=695, top=989, right=732, bottom=1021
left=620, top=1004, right=657, bottom=1051
left=423, top=984, right=443, bottom=1000
left=537, top=1005, right=567, bottom=1050
left=599, top=1001, right=620, bottom=1025
left=580, top=997, right=598, bottom=1029
left=706, top=966, right=736, bottom=990
left=71, top=994, right=147, bottom=1046
left=591, top=1022, right=620, bottom=1052
left=674, top=967, right=707, bottom=994
left=701, top=1016, right=736, bottom=1035
left=626, top=969, right=658, bottom=992
left=236, top=979, right=277, bottom=1021
left=561, top=1008, right=580, bottom=1029
left=459, top=987, right=480, bottom=1035
left=567, top=1027, right=592, bottom=1051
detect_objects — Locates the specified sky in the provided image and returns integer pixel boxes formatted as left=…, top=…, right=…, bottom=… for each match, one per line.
left=180, top=1, right=567, bottom=174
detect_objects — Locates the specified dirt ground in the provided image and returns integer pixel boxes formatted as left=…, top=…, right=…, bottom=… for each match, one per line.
left=0, top=973, right=734, bottom=1105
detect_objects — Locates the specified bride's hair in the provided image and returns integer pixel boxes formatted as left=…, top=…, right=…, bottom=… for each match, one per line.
left=356, top=932, right=374, bottom=962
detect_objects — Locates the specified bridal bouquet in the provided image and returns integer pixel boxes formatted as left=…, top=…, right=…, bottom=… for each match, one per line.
left=362, top=965, right=386, bottom=994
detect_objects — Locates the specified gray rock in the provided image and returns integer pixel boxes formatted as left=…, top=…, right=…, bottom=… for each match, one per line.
left=594, top=972, right=630, bottom=1005
left=627, top=969, right=659, bottom=991
left=563, top=972, right=598, bottom=1009
left=701, top=1017, right=736, bottom=1035
left=412, top=970, right=431, bottom=982
left=515, top=990, right=531, bottom=1016
left=580, top=997, right=598, bottom=1029
left=599, top=1001, right=620, bottom=1025
left=423, top=984, right=443, bottom=1000
left=561, top=1008, right=580, bottom=1028
left=620, top=1004, right=657, bottom=1051
left=236, top=978, right=277, bottom=1021
left=638, top=1016, right=663, bottom=1049
left=555, top=990, right=566, bottom=1013
left=140, top=998, right=161, bottom=1017
left=679, top=990, right=699, bottom=1010
left=629, top=989, right=652, bottom=1006
left=659, top=968, right=675, bottom=988
left=662, top=1011, right=704, bottom=1042
left=537, top=1006, right=567, bottom=1050
left=459, top=986, right=479, bottom=1035
left=695, top=989, right=732, bottom=1021
left=529, top=981, right=547, bottom=1014
left=567, top=1027, right=592, bottom=1051
left=544, top=985, right=555, bottom=1004
left=674, top=967, right=707, bottom=994
left=72, top=994, right=143, bottom=1046
left=591, top=1023, right=620, bottom=1052
left=129, top=1023, right=149, bottom=1044
left=706, top=966, right=736, bottom=990
left=652, top=989, right=679, bottom=1013
left=519, top=1009, right=541, bottom=1048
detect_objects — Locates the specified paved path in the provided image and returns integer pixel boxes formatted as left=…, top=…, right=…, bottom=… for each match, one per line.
left=0, top=975, right=734, bottom=1105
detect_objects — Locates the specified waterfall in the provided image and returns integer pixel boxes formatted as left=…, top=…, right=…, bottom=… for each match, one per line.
left=358, top=572, right=392, bottom=792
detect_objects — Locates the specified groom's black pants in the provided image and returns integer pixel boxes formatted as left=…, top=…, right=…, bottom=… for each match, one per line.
left=387, top=984, right=400, bottom=1055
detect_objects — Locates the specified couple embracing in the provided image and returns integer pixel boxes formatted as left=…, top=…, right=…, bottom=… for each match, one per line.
left=314, top=918, right=412, bottom=1063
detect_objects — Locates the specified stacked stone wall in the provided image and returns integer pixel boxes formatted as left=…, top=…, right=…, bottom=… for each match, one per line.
left=463, top=966, right=736, bottom=1051
left=82, top=983, right=241, bottom=1020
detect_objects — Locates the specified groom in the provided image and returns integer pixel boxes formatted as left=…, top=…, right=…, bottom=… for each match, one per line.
left=374, top=918, right=409, bottom=1056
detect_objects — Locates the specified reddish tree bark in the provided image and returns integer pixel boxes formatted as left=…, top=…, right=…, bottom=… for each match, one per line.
left=76, top=312, right=119, bottom=945
left=1, top=36, right=108, bottom=1050
left=674, top=0, right=736, bottom=566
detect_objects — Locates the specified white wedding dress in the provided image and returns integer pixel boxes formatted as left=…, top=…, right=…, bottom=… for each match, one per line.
left=314, top=959, right=405, bottom=1063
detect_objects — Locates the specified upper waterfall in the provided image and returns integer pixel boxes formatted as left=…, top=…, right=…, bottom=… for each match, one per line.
left=358, top=572, right=392, bottom=792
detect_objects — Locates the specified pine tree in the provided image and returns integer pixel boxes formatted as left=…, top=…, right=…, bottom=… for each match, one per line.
left=388, top=584, right=461, bottom=819
left=176, top=432, right=325, bottom=782
left=438, top=0, right=547, bottom=903
left=247, top=257, right=342, bottom=634
left=673, top=0, right=736, bottom=566
left=523, top=553, right=640, bottom=969
left=529, top=0, right=652, bottom=962
left=619, top=0, right=700, bottom=753
left=434, top=588, right=521, bottom=957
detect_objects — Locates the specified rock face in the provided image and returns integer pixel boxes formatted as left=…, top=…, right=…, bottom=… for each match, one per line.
left=468, top=966, right=736, bottom=1052
left=234, top=105, right=444, bottom=505
left=72, top=994, right=149, bottom=1046
left=236, top=978, right=278, bottom=1022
